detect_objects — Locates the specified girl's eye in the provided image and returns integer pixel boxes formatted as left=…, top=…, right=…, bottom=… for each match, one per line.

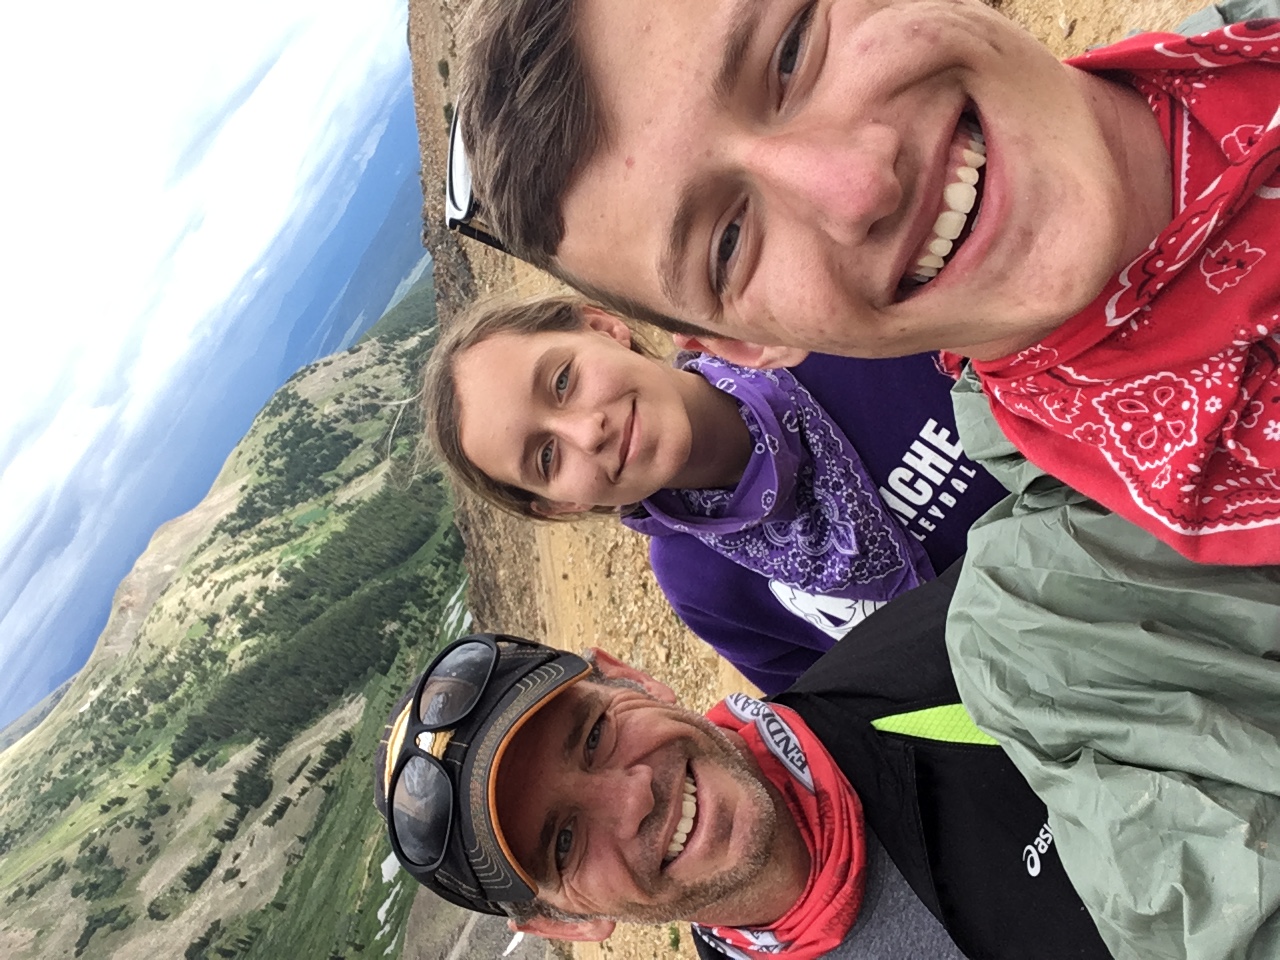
left=554, top=366, right=570, bottom=396
left=778, top=4, right=814, bottom=87
left=539, top=441, right=555, bottom=478
left=713, top=218, right=742, bottom=294
left=555, top=824, right=574, bottom=871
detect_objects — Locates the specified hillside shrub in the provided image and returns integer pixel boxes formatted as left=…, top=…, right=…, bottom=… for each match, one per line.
left=185, top=920, right=223, bottom=960
left=222, top=752, right=273, bottom=810
left=181, top=847, right=223, bottom=893
left=71, top=844, right=126, bottom=901
left=74, top=906, right=131, bottom=957
left=305, top=731, right=354, bottom=784
left=285, top=755, right=312, bottom=784
left=263, top=795, right=292, bottom=826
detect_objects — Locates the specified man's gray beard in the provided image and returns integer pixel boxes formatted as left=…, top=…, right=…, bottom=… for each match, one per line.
left=574, top=673, right=782, bottom=926
left=619, top=718, right=778, bottom=925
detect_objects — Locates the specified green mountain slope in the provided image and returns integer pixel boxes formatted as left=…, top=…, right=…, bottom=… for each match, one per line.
left=358, top=267, right=437, bottom=346
left=0, top=281, right=470, bottom=960
left=0, top=677, right=75, bottom=753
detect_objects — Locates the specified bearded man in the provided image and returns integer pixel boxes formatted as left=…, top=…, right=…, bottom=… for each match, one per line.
left=374, top=587, right=1113, bottom=960
left=376, top=510, right=1280, bottom=960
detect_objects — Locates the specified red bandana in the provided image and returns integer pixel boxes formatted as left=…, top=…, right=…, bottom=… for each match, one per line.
left=694, top=695, right=865, bottom=960
left=968, top=22, right=1280, bottom=565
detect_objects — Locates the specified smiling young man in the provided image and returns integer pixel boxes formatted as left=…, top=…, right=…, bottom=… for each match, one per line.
left=456, top=0, right=1280, bottom=564
left=374, top=588, right=1115, bottom=960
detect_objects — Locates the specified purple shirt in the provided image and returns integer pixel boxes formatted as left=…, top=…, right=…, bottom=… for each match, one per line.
left=624, top=352, right=1008, bottom=693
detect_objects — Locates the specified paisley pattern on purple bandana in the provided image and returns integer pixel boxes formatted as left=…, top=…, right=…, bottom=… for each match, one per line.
left=625, top=355, right=934, bottom=602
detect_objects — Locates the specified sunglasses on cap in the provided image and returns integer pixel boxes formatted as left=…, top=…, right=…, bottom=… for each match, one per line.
left=384, top=635, right=499, bottom=874
left=445, top=110, right=508, bottom=254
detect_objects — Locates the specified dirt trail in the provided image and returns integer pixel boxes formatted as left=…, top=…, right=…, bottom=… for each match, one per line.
left=406, top=1, right=1206, bottom=958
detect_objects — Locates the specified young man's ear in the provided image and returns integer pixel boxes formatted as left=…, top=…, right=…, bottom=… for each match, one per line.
left=530, top=499, right=592, bottom=518
left=510, top=915, right=616, bottom=942
left=671, top=334, right=809, bottom=370
left=585, top=647, right=677, bottom=704
left=579, top=305, right=633, bottom=348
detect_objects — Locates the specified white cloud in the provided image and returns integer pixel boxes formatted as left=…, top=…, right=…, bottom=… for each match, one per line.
left=0, top=0, right=414, bottom=719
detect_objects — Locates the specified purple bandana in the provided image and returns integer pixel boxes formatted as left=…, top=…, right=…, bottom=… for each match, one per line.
left=624, top=355, right=934, bottom=602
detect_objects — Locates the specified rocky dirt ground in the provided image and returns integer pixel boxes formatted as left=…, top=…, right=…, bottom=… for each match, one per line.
left=404, top=1, right=1206, bottom=957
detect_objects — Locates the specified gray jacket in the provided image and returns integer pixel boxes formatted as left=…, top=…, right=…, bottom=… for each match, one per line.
left=948, top=366, right=1280, bottom=960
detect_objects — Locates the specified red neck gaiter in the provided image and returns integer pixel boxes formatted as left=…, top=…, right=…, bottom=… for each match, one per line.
left=694, top=694, right=866, bottom=960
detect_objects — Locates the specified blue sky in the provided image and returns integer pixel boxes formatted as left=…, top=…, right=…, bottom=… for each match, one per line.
left=0, top=0, right=432, bottom=730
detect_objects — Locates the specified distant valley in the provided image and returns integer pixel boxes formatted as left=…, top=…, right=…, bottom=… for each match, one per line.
left=0, top=276, right=473, bottom=960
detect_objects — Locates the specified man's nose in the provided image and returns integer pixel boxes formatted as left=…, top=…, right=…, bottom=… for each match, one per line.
left=746, top=124, right=902, bottom=245
left=581, top=765, right=658, bottom=840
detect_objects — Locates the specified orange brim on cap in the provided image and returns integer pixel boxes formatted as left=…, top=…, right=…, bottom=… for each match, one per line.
left=485, top=673, right=590, bottom=892
left=457, top=649, right=593, bottom=903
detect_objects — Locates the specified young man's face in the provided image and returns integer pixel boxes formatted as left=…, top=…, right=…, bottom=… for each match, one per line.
left=555, top=0, right=1150, bottom=360
left=493, top=660, right=789, bottom=935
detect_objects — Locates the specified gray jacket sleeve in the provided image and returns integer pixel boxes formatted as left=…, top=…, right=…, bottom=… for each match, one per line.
left=945, top=367, right=1280, bottom=960
left=1176, top=0, right=1280, bottom=34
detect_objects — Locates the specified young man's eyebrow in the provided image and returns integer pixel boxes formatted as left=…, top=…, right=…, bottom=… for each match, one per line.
left=659, top=179, right=703, bottom=307
left=715, top=0, right=767, bottom=101
left=659, top=0, right=764, bottom=309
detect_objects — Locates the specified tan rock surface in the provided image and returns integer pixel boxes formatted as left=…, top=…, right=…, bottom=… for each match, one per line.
left=405, top=1, right=1205, bottom=957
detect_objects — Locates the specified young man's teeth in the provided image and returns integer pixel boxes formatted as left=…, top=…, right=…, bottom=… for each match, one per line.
left=908, top=122, right=987, bottom=285
left=664, top=775, right=698, bottom=864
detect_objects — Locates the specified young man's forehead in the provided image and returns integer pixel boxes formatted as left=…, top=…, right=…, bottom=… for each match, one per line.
left=575, top=0, right=765, bottom=85
left=561, top=0, right=809, bottom=331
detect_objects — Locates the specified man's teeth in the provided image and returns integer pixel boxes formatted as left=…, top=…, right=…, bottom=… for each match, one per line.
left=908, top=123, right=986, bottom=284
left=664, top=775, right=698, bottom=864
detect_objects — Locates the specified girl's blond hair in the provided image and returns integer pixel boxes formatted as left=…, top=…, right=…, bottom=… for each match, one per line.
left=422, top=294, right=659, bottom=519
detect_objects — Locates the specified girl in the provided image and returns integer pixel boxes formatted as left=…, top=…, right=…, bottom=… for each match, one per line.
left=423, top=295, right=1007, bottom=692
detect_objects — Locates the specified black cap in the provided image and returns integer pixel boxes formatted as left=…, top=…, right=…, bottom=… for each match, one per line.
left=374, top=634, right=590, bottom=915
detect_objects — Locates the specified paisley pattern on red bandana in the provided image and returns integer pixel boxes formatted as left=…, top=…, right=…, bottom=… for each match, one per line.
left=972, top=21, right=1280, bottom=565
